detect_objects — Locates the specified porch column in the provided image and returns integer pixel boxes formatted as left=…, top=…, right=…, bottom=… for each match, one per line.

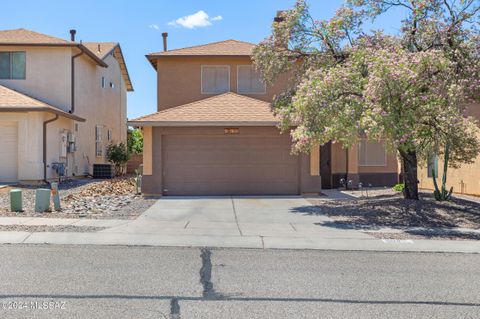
left=347, top=144, right=360, bottom=188
left=310, top=145, right=320, bottom=176
left=142, top=126, right=153, bottom=176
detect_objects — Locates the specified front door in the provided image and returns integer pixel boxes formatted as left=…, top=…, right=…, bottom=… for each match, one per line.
left=320, top=142, right=332, bottom=189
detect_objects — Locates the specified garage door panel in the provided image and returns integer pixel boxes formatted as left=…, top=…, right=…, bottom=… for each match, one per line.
left=164, top=180, right=298, bottom=196
left=166, top=164, right=299, bottom=180
left=0, top=121, right=18, bottom=182
left=163, top=134, right=299, bottom=195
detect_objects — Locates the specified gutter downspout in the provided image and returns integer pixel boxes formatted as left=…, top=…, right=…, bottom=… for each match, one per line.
left=345, top=148, right=349, bottom=190
left=70, top=51, right=84, bottom=114
left=43, top=114, right=59, bottom=182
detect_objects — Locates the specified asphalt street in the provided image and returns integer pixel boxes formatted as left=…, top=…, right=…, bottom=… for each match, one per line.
left=0, top=245, right=479, bottom=318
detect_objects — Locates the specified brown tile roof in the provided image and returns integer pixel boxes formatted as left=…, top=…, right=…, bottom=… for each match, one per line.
left=148, top=40, right=255, bottom=57
left=128, top=92, right=278, bottom=127
left=0, top=28, right=70, bottom=45
left=0, top=85, right=85, bottom=121
left=83, top=42, right=117, bottom=60
left=83, top=42, right=134, bottom=91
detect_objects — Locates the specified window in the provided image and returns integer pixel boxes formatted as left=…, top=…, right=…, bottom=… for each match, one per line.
left=101, top=76, right=106, bottom=88
left=427, top=155, right=439, bottom=178
left=0, top=52, right=26, bottom=79
left=201, top=65, right=230, bottom=94
left=95, top=125, right=103, bottom=157
left=237, top=65, right=266, bottom=94
left=107, top=129, right=112, bottom=142
left=110, top=82, right=115, bottom=89
left=358, top=139, right=387, bottom=166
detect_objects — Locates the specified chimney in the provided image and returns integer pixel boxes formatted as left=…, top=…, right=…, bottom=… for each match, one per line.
left=97, top=44, right=101, bottom=53
left=70, top=29, right=76, bottom=42
left=273, top=11, right=287, bottom=49
left=274, top=11, right=285, bottom=23
left=162, top=32, right=168, bottom=52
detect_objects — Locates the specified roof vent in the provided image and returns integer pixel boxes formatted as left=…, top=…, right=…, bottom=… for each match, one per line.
left=69, top=29, right=76, bottom=42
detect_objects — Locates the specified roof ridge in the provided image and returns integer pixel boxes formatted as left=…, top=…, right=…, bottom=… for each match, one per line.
left=147, top=39, right=255, bottom=56
left=129, top=92, right=269, bottom=122
left=0, top=28, right=69, bottom=43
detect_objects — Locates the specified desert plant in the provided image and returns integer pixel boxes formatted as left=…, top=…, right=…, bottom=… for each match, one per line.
left=392, top=183, right=405, bottom=193
left=432, top=144, right=453, bottom=201
left=106, top=143, right=130, bottom=176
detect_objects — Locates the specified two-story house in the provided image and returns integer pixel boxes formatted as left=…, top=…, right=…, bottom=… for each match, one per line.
left=129, top=35, right=398, bottom=196
left=0, top=28, right=133, bottom=183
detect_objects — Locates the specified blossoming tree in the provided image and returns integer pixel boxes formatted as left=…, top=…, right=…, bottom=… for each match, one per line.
left=253, top=0, right=480, bottom=200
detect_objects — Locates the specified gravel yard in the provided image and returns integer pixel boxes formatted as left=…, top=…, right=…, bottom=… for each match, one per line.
left=0, top=178, right=157, bottom=219
left=308, top=189, right=480, bottom=240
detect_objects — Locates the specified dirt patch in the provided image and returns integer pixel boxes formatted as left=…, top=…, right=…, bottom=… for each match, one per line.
left=306, top=192, right=480, bottom=230
left=0, top=225, right=106, bottom=233
left=0, top=178, right=157, bottom=219
left=367, top=230, right=480, bottom=241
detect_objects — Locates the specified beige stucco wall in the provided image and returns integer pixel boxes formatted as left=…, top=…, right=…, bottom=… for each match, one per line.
left=0, top=46, right=72, bottom=111
left=418, top=103, right=480, bottom=196
left=330, top=141, right=398, bottom=174
left=155, top=56, right=290, bottom=110
left=74, top=53, right=128, bottom=175
left=0, top=112, right=74, bottom=181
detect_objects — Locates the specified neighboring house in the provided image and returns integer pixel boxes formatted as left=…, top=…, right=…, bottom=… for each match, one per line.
left=129, top=36, right=398, bottom=196
left=0, top=28, right=133, bottom=183
left=418, top=103, right=480, bottom=196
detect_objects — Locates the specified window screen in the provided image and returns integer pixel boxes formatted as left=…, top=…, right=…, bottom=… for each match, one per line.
left=359, top=139, right=387, bottom=166
left=237, top=65, right=266, bottom=94
left=201, top=66, right=229, bottom=94
left=95, top=126, right=103, bottom=157
left=12, top=52, right=26, bottom=79
left=0, top=52, right=26, bottom=79
left=0, top=52, right=11, bottom=79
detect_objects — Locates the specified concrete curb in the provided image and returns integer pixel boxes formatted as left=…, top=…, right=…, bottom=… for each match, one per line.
left=0, top=231, right=478, bottom=253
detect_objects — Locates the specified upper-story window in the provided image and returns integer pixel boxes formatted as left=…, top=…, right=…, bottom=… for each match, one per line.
left=0, top=52, right=26, bottom=80
left=201, top=65, right=230, bottom=94
left=101, top=76, right=106, bottom=88
left=237, top=65, right=266, bottom=94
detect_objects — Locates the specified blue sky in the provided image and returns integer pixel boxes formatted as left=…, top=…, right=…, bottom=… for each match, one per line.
left=0, top=1, right=406, bottom=119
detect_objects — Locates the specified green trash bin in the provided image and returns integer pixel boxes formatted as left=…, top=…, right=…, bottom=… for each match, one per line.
left=10, top=189, right=23, bottom=212
left=35, top=189, right=51, bottom=213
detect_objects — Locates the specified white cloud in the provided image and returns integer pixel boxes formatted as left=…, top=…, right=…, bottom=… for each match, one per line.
left=168, top=10, right=223, bottom=29
left=149, top=24, right=159, bottom=30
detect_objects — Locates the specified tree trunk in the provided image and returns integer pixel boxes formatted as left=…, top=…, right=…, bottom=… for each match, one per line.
left=399, top=149, right=419, bottom=200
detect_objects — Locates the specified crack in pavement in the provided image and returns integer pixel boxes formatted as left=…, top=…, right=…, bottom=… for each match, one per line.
left=230, top=197, right=243, bottom=236
left=200, top=248, right=225, bottom=300
left=170, top=297, right=180, bottom=319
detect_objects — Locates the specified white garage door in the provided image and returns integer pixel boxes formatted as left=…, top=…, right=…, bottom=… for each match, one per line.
left=0, top=121, right=18, bottom=182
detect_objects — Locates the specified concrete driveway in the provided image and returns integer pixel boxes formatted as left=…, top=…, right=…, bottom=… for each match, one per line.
left=102, top=197, right=372, bottom=248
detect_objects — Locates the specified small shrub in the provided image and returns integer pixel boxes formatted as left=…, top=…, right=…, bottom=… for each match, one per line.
left=106, top=143, right=130, bottom=176
left=392, top=183, right=405, bottom=192
left=127, top=128, right=143, bottom=154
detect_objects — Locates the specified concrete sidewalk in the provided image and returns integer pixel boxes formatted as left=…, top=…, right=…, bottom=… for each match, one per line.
left=0, top=196, right=479, bottom=253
